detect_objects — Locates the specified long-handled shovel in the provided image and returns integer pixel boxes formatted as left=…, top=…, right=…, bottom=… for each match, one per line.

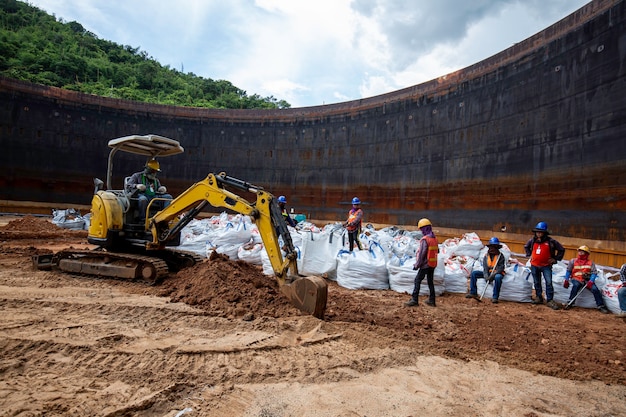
left=564, top=280, right=587, bottom=310
left=478, top=253, right=501, bottom=302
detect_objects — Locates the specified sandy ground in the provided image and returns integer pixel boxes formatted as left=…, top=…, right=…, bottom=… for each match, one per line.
left=0, top=215, right=625, bottom=417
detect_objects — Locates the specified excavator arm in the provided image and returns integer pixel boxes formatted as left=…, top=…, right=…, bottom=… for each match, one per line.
left=147, top=172, right=327, bottom=318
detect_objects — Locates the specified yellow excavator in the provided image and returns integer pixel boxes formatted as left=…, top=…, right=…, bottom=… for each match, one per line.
left=34, top=134, right=327, bottom=319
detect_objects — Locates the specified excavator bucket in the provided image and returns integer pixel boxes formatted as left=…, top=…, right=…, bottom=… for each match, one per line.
left=280, top=276, right=328, bottom=319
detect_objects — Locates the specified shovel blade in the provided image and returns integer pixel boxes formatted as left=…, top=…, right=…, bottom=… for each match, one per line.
left=281, top=276, right=328, bottom=319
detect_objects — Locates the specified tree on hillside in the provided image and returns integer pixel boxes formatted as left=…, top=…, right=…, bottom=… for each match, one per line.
left=0, top=0, right=291, bottom=109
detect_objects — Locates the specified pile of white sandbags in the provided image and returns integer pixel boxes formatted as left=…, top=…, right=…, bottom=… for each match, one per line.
left=173, top=213, right=620, bottom=313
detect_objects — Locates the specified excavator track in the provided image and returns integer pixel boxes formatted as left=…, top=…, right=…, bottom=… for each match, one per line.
left=34, top=249, right=171, bottom=285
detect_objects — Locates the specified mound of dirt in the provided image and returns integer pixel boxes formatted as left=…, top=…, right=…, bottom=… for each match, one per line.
left=0, top=215, right=87, bottom=239
left=157, top=252, right=301, bottom=319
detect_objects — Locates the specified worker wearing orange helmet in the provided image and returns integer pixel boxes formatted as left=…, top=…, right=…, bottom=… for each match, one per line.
left=563, top=245, right=609, bottom=314
left=405, top=218, right=439, bottom=307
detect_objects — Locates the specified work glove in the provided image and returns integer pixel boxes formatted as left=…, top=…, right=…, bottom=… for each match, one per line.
left=563, top=279, right=569, bottom=289
left=413, top=264, right=418, bottom=271
left=585, top=280, right=594, bottom=290
left=135, top=184, right=146, bottom=192
left=157, top=186, right=167, bottom=194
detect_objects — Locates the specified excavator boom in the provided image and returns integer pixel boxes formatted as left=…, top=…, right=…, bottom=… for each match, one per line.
left=148, top=172, right=327, bottom=318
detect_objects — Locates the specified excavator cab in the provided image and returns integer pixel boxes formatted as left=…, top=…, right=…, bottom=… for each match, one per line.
left=88, top=134, right=184, bottom=248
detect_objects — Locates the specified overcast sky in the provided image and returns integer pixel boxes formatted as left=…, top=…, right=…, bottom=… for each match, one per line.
left=27, top=0, right=590, bottom=108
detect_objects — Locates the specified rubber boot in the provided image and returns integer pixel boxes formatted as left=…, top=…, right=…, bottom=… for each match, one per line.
left=404, top=298, right=418, bottom=307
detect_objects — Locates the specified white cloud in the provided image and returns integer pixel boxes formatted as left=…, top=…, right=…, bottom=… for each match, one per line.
left=27, top=0, right=590, bottom=107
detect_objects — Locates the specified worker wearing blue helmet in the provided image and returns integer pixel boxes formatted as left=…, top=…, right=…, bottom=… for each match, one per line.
left=466, top=237, right=507, bottom=303
left=277, top=195, right=296, bottom=227
left=344, top=197, right=363, bottom=251
left=524, top=221, right=565, bottom=310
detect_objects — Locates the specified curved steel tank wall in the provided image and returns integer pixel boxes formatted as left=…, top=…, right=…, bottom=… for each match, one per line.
left=1, top=0, right=625, bottom=241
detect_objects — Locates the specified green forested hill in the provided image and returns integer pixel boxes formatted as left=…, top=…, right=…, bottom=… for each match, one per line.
left=0, top=0, right=290, bottom=109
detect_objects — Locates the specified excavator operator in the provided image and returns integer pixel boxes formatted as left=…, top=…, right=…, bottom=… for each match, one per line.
left=126, top=159, right=172, bottom=222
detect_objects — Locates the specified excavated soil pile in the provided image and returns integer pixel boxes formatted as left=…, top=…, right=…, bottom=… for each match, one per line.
left=157, top=252, right=301, bottom=319
left=0, top=214, right=87, bottom=240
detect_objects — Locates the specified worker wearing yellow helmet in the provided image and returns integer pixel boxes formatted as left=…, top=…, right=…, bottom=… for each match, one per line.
left=405, top=218, right=439, bottom=308
left=126, top=158, right=172, bottom=223
left=563, top=245, right=609, bottom=313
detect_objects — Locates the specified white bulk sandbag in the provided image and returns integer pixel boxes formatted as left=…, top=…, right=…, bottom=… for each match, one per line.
left=210, top=220, right=253, bottom=246
left=238, top=242, right=264, bottom=265
left=387, top=255, right=445, bottom=295
left=52, top=208, right=85, bottom=230
left=442, top=232, right=484, bottom=259
left=260, top=247, right=281, bottom=276
left=551, top=262, right=606, bottom=308
left=476, top=263, right=533, bottom=302
left=601, top=280, right=624, bottom=314
left=300, top=227, right=344, bottom=279
left=336, top=243, right=389, bottom=290
left=388, top=234, right=421, bottom=260
left=214, top=243, right=240, bottom=260
left=176, top=228, right=212, bottom=257
left=202, top=219, right=253, bottom=259
left=289, top=228, right=303, bottom=248
left=443, top=255, right=472, bottom=293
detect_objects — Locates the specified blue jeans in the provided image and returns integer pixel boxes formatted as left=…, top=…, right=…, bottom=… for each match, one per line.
left=531, top=265, right=554, bottom=301
left=469, top=270, right=504, bottom=300
left=569, top=279, right=605, bottom=307
left=617, top=286, right=626, bottom=311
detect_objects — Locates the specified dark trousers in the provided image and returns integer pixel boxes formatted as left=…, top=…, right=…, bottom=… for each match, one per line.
left=348, top=229, right=362, bottom=251
left=412, top=266, right=435, bottom=302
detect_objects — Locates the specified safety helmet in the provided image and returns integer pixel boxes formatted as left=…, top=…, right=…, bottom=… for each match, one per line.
left=487, top=237, right=502, bottom=247
left=278, top=195, right=287, bottom=204
left=577, top=245, right=590, bottom=253
left=145, top=159, right=161, bottom=172
left=352, top=197, right=361, bottom=205
left=417, top=218, right=431, bottom=229
left=532, top=221, right=548, bottom=233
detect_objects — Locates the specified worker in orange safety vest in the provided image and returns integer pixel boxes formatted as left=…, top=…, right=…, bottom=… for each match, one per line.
left=405, top=218, right=439, bottom=308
